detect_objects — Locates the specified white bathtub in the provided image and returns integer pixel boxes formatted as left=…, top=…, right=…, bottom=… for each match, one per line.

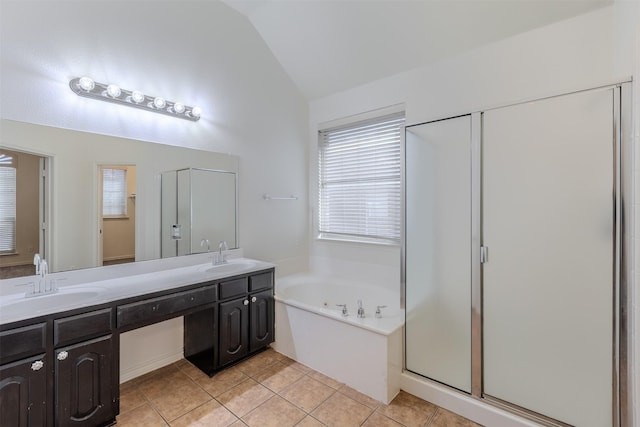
left=273, top=274, right=404, bottom=404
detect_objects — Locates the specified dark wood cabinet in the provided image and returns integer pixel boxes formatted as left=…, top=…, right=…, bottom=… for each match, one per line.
left=0, top=354, right=47, bottom=427
left=54, top=335, right=115, bottom=427
left=218, top=297, right=250, bottom=366
left=218, top=272, right=274, bottom=368
left=249, top=289, right=274, bottom=351
left=0, top=265, right=275, bottom=425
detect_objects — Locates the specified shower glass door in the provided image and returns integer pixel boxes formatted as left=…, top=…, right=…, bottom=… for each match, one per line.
left=482, top=88, right=614, bottom=426
left=405, top=115, right=472, bottom=393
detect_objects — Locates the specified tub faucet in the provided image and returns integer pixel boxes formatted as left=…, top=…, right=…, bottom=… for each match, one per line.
left=336, top=304, right=349, bottom=317
left=357, top=300, right=365, bottom=318
left=215, top=240, right=228, bottom=265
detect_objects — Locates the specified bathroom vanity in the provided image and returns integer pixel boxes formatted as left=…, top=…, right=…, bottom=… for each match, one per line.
left=0, top=258, right=274, bottom=427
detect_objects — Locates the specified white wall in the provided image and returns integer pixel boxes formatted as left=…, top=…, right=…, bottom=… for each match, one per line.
left=309, top=3, right=639, bottom=425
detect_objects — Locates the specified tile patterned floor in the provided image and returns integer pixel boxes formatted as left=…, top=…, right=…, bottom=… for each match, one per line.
left=117, top=348, right=482, bottom=427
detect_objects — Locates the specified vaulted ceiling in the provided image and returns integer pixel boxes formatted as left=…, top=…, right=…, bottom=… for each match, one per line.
left=224, top=0, right=612, bottom=99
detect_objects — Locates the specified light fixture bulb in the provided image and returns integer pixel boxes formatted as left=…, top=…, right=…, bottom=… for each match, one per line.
left=153, top=97, right=166, bottom=109
left=191, top=106, right=202, bottom=118
left=131, top=90, right=145, bottom=104
left=78, top=77, right=95, bottom=91
left=173, top=103, right=185, bottom=114
left=106, top=84, right=121, bottom=98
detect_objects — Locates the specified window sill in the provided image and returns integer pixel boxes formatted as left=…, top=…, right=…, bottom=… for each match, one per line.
left=316, top=233, right=399, bottom=247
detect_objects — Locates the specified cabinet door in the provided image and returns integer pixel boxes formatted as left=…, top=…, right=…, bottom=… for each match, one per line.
left=249, top=289, right=274, bottom=351
left=0, top=354, right=47, bottom=427
left=218, top=298, right=249, bottom=366
left=55, top=335, right=116, bottom=427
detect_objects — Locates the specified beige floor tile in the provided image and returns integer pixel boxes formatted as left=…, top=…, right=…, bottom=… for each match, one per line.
left=279, top=376, right=336, bottom=413
left=138, top=367, right=193, bottom=401
left=308, top=371, right=343, bottom=390
left=253, top=362, right=306, bottom=393
left=140, top=363, right=182, bottom=383
left=376, top=391, right=438, bottom=427
left=216, top=378, right=275, bottom=417
left=311, top=392, right=374, bottom=427
left=116, top=403, right=169, bottom=427
left=279, top=357, right=314, bottom=374
left=230, top=420, right=248, bottom=426
left=195, top=365, right=249, bottom=397
left=242, top=395, right=306, bottom=427
left=338, top=385, right=381, bottom=410
left=295, top=415, right=327, bottom=426
left=362, top=412, right=404, bottom=427
left=119, top=384, right=148, bottom=414
left=176, top=359, right=212, bottom=383
left=264, top=347, right=288, bottom=361
left=235, top=349, right=282, bottom=377
left=169, top=399, right=238, bottom=427
left=120, top=376, right=146, bottom=392
left=141, top=372, right=213, bottom=422
left=429, top=408, right=483, bottom=427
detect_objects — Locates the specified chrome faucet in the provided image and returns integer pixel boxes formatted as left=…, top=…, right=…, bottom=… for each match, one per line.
left=23, top=259, right=57, bottom=297
left=336, top=304, right=349, bottom=317
left=215, top=240, right=228, bottom=265
left=201, top=239, right=213, bottom=264
left=33, top=253, right=41, bottom=275
left=375, top=305, right=387, bottom=318
left=357, top=300, right=365, bottom=318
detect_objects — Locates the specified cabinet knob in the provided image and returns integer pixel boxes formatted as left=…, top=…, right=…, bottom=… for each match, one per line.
left=31, top=360, right=44, bottom=371
left=251, top=296, right=257, bottom=303
left=243, top=299, right=249, bottom=306
left=57, top=351, right=69, bottom=361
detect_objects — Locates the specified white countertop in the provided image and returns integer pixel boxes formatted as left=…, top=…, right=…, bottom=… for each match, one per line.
left=0, top=254, right=274, bottom=326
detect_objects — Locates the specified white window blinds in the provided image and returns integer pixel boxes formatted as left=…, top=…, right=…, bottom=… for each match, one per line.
left=0, top=165, right=17, bottom=253
left=318, top=112, right=404, bottom=244
left=102, top=168, right=127, bottom=217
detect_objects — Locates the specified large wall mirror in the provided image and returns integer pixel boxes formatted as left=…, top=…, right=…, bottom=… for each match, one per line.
left=0, top=119, right=239, bottom=278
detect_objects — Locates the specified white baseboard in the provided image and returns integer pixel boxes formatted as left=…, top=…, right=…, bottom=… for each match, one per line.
left=119, top=349, right=184, bottom=384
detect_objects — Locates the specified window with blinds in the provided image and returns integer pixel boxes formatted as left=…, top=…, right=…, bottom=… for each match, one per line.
left=318, top=112, right=404, bottom=244
left=0, top=161, right=17, bottom=253
left=102, top=168, right=127, bottom=217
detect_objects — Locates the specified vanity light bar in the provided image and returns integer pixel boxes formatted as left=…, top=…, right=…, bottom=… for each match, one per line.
left=69, top=77, right=201, bottom=122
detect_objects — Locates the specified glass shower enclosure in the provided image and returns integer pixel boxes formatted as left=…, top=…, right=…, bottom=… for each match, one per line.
left=404, top=84, right=630, bottom=427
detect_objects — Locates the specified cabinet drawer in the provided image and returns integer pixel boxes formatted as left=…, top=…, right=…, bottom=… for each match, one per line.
left=54, top=308, right=112, bottom=347
left=249, top=271, right=273, bottom=292
left=0, top=323, right=47, bottom=365
left=219, top=278, right=248, bottom=300
left=117, top=285, right=216, bottom=329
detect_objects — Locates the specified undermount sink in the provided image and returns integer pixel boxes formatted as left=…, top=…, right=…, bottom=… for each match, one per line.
left=0, top=288, right=105, bottom=318
left=203, top=259, right=258, bottom=275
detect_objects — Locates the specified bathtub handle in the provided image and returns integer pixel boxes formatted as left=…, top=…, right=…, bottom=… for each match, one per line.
left=336, top=304, right=349, bottom=317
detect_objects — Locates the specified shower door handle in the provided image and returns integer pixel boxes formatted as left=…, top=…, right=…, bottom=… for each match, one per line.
left=480, top=246, right=489, bottom=264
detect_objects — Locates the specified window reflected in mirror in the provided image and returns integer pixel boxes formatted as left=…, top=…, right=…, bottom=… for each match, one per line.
left=0, top=149, right=46, bottom=279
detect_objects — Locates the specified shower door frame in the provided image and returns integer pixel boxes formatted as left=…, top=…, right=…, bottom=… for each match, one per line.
left=401, top=81, right=632, bottom=427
